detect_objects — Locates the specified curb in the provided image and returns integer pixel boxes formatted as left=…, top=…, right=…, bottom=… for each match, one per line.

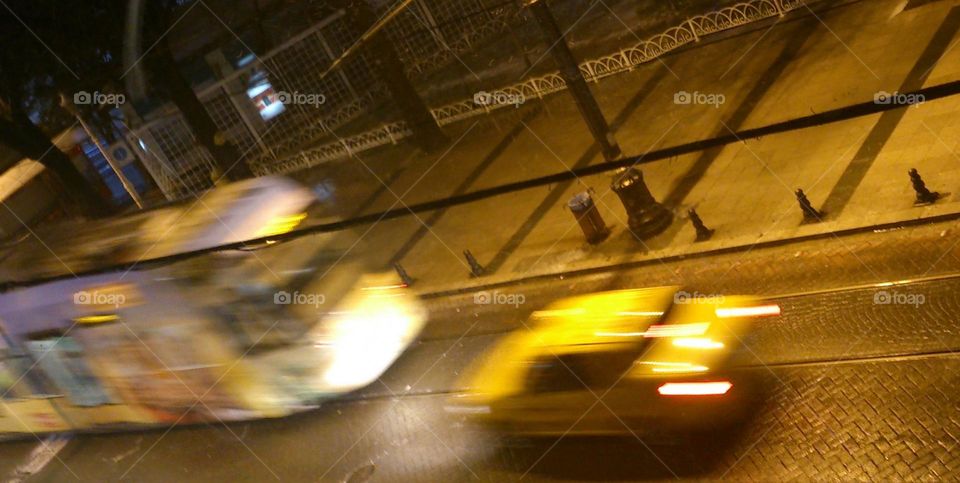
left=416, top=207, right=960, bottom=299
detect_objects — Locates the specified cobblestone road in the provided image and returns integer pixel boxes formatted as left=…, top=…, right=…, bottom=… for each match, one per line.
left=47, top=354, right=960, bottom=482
left=15, top=218, right=960, bottom=482
left=424, top=218, right=960, bottom=339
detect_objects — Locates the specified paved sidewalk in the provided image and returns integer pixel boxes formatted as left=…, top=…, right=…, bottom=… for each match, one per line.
left=290, top=0, right=960, bottom=295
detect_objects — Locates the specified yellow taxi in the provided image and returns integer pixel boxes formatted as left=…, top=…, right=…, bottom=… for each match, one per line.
left=447, top=286, right=780, bottom=436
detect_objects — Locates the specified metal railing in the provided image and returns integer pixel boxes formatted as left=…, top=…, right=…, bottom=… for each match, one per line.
left=131, top=0, right=520, bottom=200
left=250, top=0, right=813, bottom=176
left=133, top=0, right=812, bottom=195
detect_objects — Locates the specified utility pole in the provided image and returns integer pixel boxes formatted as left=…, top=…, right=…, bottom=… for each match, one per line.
left=526, top=0, right=673, bottom=240
left=525, top=0, right=621, bottom=161
left=61, top=95, right=144, bottom=209
left=330, top=0, right=448, bottom=152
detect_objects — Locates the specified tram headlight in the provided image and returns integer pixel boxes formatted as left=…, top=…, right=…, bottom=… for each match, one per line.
left=317, top=293, right=425, bottom=390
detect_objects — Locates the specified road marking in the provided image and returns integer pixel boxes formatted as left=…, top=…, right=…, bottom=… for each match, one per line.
left=110, top=436, right=142, bottom=463
left=6, top=435, right=70, bottom=483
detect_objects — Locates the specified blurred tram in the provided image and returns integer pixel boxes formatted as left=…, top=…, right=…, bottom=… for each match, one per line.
left=0, top=176, right=319, bottom=282
left=0, top=177, right=426, bottom=438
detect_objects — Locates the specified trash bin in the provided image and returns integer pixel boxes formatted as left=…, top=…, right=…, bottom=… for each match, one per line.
left=568, top=191, right=610, bottom=244
left=611, top=167, right=673, bottom=240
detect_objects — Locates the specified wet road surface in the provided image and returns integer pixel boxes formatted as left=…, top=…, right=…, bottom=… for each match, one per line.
left=7, top=220, right=960, bottom=482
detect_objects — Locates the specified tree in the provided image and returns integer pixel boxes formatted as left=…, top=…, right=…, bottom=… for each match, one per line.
left=0, top=104, right=111, bottom=217
left=0, top=0, right=121, bottom=217
left=0, top=0, right=257, bottom=225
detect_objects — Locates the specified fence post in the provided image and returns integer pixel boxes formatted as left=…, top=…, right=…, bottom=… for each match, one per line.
left=583, top=63, right=599, bottom=83
left=774, top=0, right=787, bottom=16
left=619, top=49, right=633, bottom=72
left=687, top=18, right=700, bottom=42
left=387, top=126, right=398, bottom=144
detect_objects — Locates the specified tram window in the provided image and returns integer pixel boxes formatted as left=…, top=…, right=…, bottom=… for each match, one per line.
left=0, top=358, right=25, bottom=399
left=0, top=354, right=48, bottom=400
left=217, top=297, right=311, bottom=352
left=0, top=362, right=9, bottom=393
left=25, top=337, right=114, bottom=407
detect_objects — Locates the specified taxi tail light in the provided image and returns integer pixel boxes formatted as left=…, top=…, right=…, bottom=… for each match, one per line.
left=715, top=304, right=781, bottom=319
left=657, top=381, right=733, bottom=396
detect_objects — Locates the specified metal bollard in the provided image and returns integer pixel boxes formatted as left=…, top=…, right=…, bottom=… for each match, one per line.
left=567, top=191, right=610, bottom=244
left=909, top=168, right=940, bottom=205
left=393, top=263, right=414, bottom=287
left=610, top=167, right=673, bottom=241
left=463, top=250, right=485, bottom=277
left=688, top=208, right=714, bottom=242
left=795, top=189, right=823, bottom=223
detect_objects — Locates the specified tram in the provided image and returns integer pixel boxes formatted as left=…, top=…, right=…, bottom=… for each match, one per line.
left=0, top=177, right=426, bottom=438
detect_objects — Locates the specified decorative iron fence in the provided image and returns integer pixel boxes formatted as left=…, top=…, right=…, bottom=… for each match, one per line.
left=132, top=0, right=813, bottom=198
left=249, top=0, right=814, bottom=176
left=131, top=0, right=521, bottom=200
